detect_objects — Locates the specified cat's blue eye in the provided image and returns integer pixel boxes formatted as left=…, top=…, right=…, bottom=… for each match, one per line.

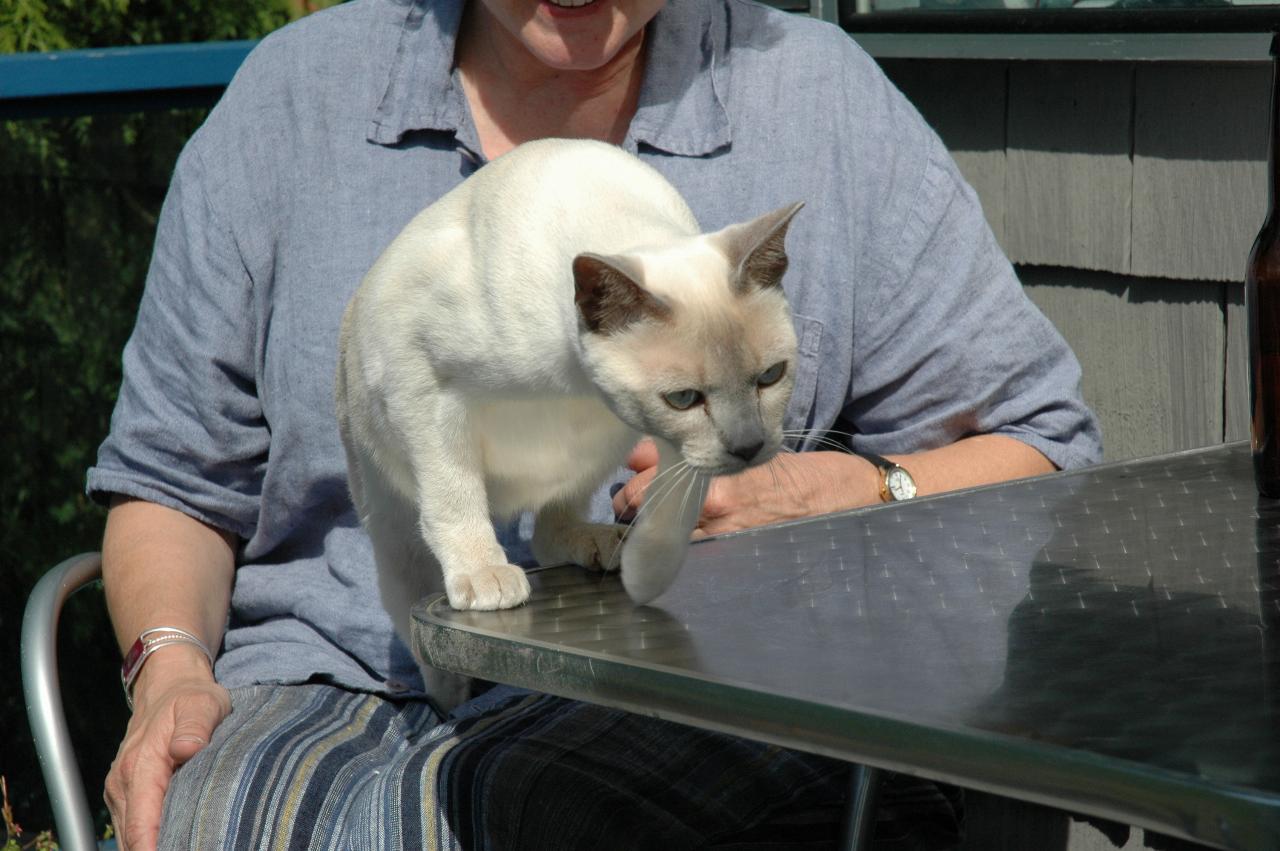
left=757, top=362, right=787, bottom=387
left=662, top=389, right=704, bottom=411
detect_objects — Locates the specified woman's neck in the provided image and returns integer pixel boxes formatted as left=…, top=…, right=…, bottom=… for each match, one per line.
left=454, top=5, right=648, bottom=160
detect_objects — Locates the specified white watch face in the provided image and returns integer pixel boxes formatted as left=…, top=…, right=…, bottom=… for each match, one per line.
left=885, top=466, right=917, bottom=501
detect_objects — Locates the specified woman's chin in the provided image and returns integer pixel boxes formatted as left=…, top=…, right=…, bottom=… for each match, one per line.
left=519, top=0, right=658, bottom=72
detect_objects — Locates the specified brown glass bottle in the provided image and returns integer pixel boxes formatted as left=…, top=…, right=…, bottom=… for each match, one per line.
left=1250, top=36, right=1280, bottom=498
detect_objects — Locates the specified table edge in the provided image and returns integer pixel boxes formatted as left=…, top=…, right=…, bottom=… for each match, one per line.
left=414, top=587, right=1279, bottom=851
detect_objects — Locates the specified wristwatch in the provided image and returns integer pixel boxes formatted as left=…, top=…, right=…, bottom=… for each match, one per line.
left=854, top=450, right=918, bottom=502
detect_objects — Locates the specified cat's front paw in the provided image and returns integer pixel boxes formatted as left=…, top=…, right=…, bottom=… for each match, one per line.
left=532, top=520, right=628, bottom=572
left=562, top=523, right=627, bottom=572
left=446, top=564, right=531, bottom=611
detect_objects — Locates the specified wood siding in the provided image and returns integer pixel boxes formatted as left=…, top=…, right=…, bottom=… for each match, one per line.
left=881, top=58, right=1266, bottom=461
left=1021, top=267, right=1229, bottom=462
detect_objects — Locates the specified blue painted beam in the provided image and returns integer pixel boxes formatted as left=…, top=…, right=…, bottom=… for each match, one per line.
left=0, top=40, right=255, bottom=118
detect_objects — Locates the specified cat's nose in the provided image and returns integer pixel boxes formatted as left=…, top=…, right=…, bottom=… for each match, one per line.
left=727, top=441, right=764, bottom=463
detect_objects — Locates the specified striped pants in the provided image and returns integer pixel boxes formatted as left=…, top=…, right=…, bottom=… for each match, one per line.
left=159, top=684, right=962, bottom=850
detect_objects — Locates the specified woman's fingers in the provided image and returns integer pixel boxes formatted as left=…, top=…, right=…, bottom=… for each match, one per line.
left=168, top=689, right=227, bottom=764
left=107, top=678, right=231, bottom=851
left=120, top=740, right=175, bottom=851
left=613, top=467, right=653, bottom=520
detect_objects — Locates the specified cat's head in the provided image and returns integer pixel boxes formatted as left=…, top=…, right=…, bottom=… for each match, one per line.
left=573, top=203, right=802, bottom=476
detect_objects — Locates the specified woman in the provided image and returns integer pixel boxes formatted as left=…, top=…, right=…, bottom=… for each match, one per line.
left=93, top=0, right=1101, bottom=847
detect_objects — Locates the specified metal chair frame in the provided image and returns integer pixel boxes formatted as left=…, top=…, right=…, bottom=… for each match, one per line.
left=21, top=552, right=104, bottom=851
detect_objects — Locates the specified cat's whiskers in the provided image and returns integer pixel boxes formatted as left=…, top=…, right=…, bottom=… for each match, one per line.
left=782, top=427, right=866, bottom=450
left=781, top=428, right=859, bottom=455
left=604, top=428, right=867, bottom=573
left=673, top=466, right=707, bottom=540
left=606, top=436, right=863, bottom=569
left=609, top=459, right=694, bottom=564
left=765, top=452, right=809, bottom=505
left=616, top=459, right=692, bottom=525
left=764, top=455, right=785, bottom=496
left=750, top=433, right=852, bottom=510
left=631, top=462, right=695, bottom=530
left=609, top=427, right=860, bottom=567
left=608, top=463, right=686, bottom=566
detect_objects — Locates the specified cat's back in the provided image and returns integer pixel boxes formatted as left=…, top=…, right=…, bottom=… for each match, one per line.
left=479, top=139, right=679, bottom=206
left=371, top=139, right=698, bottom=306
left=345, top=139, right=701, bottom=393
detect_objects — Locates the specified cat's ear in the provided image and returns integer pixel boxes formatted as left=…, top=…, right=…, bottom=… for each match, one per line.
left=715, top=202, right=804, bottom=292
left=573, top=253, right=671, bottom=335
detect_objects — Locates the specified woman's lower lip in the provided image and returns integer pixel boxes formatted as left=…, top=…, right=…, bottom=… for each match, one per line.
left=541, top=0, right=605, bottom=18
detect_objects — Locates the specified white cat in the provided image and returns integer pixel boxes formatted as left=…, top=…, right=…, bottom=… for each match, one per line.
left=336, top=138, right=800, bottom=700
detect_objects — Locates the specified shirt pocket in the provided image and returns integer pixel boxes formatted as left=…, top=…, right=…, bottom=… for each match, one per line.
left=784, top=313, right=825, bottom=441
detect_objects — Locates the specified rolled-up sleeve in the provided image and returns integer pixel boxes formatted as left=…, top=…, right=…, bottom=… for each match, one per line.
left=846, top=136, right=1102, bottom=470
left=87, top=140, right=268, bottom=539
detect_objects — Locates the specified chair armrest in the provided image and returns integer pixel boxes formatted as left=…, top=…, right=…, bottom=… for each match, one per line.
left=21, top=552, right=104, bottom=851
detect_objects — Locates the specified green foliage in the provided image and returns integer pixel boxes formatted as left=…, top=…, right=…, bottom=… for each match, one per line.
left=2, top=776, right=59, bottom=850
left=0, top=0, right=297, bottom=53
left=0, top=0, right=69, bottom=52
left=1, top=0, right=342, bottom=839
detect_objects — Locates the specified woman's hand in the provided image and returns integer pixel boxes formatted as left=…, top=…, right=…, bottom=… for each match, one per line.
left=612, top=434, right=1056, bottom=537
left=612, top=440, right=876, bottom=537
left=105, top=645, right=231, bottom=851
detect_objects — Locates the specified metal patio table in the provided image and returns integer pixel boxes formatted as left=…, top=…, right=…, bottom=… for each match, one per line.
left=412, top=441, right=1280, bottom=850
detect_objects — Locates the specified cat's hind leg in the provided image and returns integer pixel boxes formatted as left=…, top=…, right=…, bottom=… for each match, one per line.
left=356, top=456, right=472, bottom=710
left=358, top=458, right=443, bottom=643
left=532, top=496, right=627, bottom=572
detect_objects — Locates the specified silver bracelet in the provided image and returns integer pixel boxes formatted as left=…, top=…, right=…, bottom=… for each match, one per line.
left=120, top=626, right=215, bottom=710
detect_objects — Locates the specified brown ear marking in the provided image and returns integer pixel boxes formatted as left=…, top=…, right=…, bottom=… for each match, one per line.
left=730, top=201, right=804, bottom=293
left=573, top=253, right=671, bottom=335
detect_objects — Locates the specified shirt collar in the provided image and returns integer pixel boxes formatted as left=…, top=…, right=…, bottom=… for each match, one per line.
left=366, top=0, right=731, bottom=158
left=628, top=0, right=731, bottom=157
left=366, top=0, right=469, bottom=146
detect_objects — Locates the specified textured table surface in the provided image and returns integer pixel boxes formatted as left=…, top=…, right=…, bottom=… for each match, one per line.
left=414, top=442, right=1280, bottom=850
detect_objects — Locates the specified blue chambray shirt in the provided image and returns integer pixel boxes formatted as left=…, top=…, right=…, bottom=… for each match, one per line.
left=88, top=0, right=1102, bottom=697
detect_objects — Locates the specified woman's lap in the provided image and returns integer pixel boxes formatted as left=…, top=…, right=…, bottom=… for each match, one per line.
left=159, top=683, right=853, bottom=850
left=160, top=684, right=439, bottom=848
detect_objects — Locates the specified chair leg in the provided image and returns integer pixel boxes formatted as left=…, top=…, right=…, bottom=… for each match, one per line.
left=839, top=764, right=882, bottom=851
